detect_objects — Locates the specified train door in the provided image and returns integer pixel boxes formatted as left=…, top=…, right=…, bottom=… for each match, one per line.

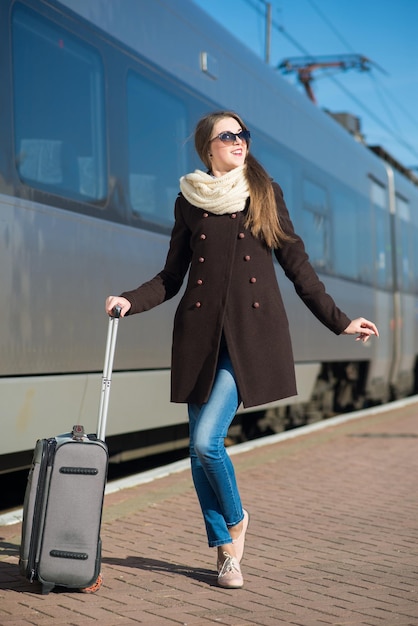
left=366, top=177, right=394, bottom=402
left=391, top=190, right=416, bottom=396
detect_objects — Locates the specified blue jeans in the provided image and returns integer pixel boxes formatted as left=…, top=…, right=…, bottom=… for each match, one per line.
left=188, top=348, right=244, bottom=548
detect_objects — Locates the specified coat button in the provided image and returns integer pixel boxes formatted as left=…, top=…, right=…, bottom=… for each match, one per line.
left=203, top=212, right=209, bottom=218
left=252, top=302, right=260, bottom=308
left=250, top=277, right=256, bottom=283
left=244, top=255, right=251, bottom=261
left=238, top=232, right=245, bottom=239
left=195, top=301, right=202, bottom=308
left=231, top=213, right=237, bottom=219
left=198, top=257, right=205, bottom=263
left=200, top=233, right=206, bottom=240
left=197, top=279, right=203, bottom=285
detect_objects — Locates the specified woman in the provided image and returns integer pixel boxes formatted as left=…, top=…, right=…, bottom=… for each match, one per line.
left=106, top=111, right=378, bottom=589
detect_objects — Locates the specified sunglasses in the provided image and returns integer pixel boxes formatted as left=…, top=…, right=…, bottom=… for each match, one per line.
left=210, top=129, right=251, bottom=144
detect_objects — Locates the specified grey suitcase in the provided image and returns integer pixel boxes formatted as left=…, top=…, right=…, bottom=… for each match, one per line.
left=19, top=307, right=121, bottom=594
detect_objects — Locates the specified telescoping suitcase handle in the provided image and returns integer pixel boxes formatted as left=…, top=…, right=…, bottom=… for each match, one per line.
left=97, top=305, right=121, bottom=441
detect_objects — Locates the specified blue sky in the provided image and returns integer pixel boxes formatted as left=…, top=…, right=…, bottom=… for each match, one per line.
left=193, top=0, right=418, bottom=171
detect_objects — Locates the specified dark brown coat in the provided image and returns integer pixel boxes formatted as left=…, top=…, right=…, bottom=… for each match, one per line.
left=121, top=183, right=351, bottom=408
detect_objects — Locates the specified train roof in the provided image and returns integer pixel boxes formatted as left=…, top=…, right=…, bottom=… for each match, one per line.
left=54, top=0, right=417, bottom=191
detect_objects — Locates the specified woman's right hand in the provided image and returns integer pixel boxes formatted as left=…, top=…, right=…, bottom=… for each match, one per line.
left=105, top=295, right=132, bottom=318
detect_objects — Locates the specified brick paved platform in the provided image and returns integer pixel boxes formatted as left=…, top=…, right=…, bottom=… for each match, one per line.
left=1, top=398, right=418, bottom=625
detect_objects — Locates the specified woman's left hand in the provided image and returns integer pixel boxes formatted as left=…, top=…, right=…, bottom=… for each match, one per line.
left=343, top=317, right=379, bottom=343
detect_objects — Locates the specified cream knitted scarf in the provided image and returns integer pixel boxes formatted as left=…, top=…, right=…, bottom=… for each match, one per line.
left=179, top=165, right=249, bottom=214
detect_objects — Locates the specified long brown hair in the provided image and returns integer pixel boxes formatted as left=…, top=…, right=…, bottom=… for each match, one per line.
left=194, top=111, right=292, bottom=248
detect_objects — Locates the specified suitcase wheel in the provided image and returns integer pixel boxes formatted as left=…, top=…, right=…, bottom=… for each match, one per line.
left=79, top=572, right=103, bottom=593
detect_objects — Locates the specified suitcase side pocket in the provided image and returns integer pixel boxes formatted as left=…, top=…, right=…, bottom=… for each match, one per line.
left=19, top=438, right=56, bottom=580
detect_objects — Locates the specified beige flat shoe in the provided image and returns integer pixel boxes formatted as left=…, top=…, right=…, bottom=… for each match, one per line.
left=217, top=552, right=244, bottom=589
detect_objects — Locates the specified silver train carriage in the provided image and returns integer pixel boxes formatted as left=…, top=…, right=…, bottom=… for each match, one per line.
left=1, top=0, right=417, bottom=473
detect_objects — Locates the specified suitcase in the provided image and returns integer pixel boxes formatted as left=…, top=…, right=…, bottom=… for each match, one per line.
left=19, top=306, right=121, bottom=594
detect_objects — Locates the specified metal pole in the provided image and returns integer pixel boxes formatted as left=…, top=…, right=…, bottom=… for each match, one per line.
left=265, top=2, right=271, bottom=64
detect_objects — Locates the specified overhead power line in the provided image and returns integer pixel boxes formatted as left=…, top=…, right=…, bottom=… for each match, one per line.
left=214, top=0, right=418, bottom=165
left=326, top=73, right=418, bottom=162
left=305, top=0, right=356, bottom=53
left=272, top=0, right=418, bottom=164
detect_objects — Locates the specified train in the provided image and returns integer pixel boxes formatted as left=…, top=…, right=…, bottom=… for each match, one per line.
left=1, top=0, right=418, bottom=474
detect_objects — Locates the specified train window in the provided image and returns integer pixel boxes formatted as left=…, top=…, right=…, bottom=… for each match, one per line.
left=333, top=190, right=373, bottom=284
left=301, top=179, right=330, bottom=271
left=254, top=141, right=294, bottom=212
left=395, top=195, right=413, bottom=292
left=127, top=71, right=188, bottom=227
left=370, top=180, right=393, bottom=290
left=333, top=192, right=357, bottom=280
left=12, top=4, right=107, bottom=202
